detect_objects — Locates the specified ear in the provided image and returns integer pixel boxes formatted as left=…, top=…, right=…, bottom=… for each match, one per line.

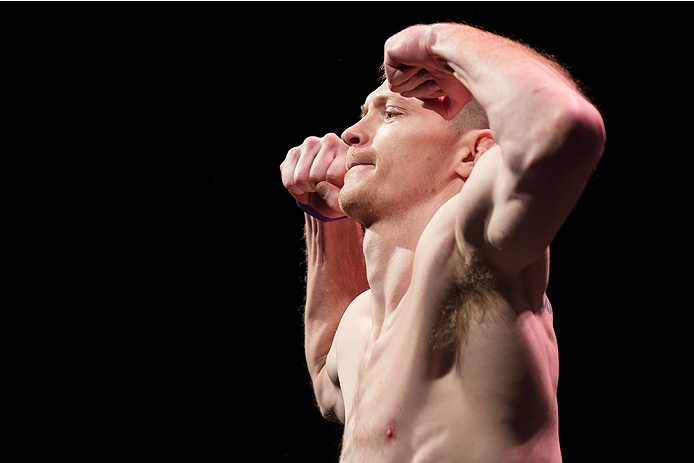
left=454, top=129, right=497, bottom=180
left=474, top=129, right=496, bottom=159
left=454, top=147, right=476, bottom=179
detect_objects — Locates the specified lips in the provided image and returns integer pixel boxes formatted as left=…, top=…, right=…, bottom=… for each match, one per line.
left=346, top=151, right=375, bottom=171
left=347, top=162, right=374, bottom=171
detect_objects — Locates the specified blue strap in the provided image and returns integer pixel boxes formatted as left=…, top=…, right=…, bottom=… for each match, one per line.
left=295, top=199, right=348, bottom=222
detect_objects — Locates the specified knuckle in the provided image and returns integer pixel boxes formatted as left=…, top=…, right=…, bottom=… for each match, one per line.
left=302, top=136, right=320, bottom=149
left=284, top=146, right=299, bottom=163
left=322, top=133, right=343, bottom=149
left=322, top=132, right=338, bottom=143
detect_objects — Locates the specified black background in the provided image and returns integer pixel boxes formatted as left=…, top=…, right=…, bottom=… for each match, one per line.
left=5, top=3, right=690, bottom=461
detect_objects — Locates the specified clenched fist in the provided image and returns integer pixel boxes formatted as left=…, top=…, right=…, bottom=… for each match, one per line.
left=280, top=133, right=348, bottom=220
left=384, top=24, right=473, bottom=120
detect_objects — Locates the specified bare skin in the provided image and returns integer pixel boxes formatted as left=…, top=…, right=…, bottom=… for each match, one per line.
left=280, top=23, right=605, bottom=462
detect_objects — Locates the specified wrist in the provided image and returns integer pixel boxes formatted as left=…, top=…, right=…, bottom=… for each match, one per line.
left=296, top=199, right=348, bottom=222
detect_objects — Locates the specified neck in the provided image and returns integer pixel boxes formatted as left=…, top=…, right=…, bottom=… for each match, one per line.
left=362, top=220, right=419, bottom=335
left=362, top=185, right=461, bottom=336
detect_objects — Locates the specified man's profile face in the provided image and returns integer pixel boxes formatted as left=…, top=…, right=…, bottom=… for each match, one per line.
left=339, top=82, right=462, bottom=227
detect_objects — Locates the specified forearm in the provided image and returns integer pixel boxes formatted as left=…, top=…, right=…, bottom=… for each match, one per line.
left=303, top=215, right=368, bottom=380
left=433, top=24, right=604, bottom=159
left=432, top=24, right=604, bottom=272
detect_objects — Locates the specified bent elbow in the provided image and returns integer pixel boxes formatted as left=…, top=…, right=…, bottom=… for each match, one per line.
left=502, top=93, right=606, bottom=175
left=554, top=97, right=606, bottom=163
left=311, top=369, right=345, bottom=424
left=318, top=402, right=343, bottom=423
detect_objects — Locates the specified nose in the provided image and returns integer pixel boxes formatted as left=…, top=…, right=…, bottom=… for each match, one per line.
left=341, top=121, right=367, bottom=147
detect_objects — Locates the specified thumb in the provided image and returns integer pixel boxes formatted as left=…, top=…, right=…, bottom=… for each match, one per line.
left=315, top=181, right=344, bottom=214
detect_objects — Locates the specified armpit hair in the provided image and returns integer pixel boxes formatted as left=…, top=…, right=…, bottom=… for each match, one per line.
left=429, top=253, right=498, bottom=353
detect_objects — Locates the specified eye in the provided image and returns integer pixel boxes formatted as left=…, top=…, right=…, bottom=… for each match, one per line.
left=384, top=108, right=401, bottom=120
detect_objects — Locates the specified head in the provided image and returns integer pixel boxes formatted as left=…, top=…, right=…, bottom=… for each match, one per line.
left=338, top=81, right=495, bottom=229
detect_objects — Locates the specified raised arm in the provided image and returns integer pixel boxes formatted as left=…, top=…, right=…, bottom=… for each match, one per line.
left=280, top=134, right=369, bottom=421
left=384, top=24, right=605, bottom=274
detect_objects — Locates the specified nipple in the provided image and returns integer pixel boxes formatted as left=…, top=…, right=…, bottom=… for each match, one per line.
left=384, top=419, right=397, bottom=443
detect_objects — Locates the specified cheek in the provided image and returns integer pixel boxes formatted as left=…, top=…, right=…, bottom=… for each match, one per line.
left=374, top=120, right=455, bottom=185
left=373, top=126, right=415, bottom=172
left=376, top=141, right=444, bottom=185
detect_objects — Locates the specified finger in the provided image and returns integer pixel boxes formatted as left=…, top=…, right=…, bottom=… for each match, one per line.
left=415, top=88, right=447, bottom=102
left=383, top=61, right=420, bottom=87
left=389, top=68, right=432, bottom=94
left=325, top=137, right=348, bottom=188
left=326, top=153, right=347, bottom=188
left=315, top=181, right=344, bottom=214
left=293, top=136, right=321, bottom=193
left=281, top=147, right=309, bottom=202
left=400, top=79, right=443, bottom=99
left=281, top=147, right=300, bottom=192
left=309, top=134, right=342, bottom=188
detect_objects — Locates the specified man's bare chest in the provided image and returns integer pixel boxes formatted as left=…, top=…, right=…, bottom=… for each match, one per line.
left=339, top=294, right=558, bottom=463
left=339, top=308, right=478, bottom=462
left=336, top=237, right=504, bottom=422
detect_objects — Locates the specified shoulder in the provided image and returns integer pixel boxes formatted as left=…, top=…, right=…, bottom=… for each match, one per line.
left=413, top=193, right=484, bottom=280
left=416, top=188, right=549, bottom=309
left=335, top=290, right=372, bottom=343
left=410, top=195, right=479, bottom=305
left=350, top=289, right=372, bottom=308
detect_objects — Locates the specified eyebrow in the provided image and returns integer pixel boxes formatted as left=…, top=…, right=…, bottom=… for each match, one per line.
left=360, top=94, right=390, bottom=119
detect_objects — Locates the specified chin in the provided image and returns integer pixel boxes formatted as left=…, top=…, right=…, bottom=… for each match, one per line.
left=338, top=179, right=381, bottom=228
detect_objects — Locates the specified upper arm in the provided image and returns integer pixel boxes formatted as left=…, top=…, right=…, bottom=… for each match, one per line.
left=311, top=290, right=372, bottom=424
left=457, top=100, right=605, bottom=274
left=309, top=326, right=344, bottom=423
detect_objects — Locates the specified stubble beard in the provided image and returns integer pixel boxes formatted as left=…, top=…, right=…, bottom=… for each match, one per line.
left=339, top=170, right=417, bottom=230
left=338, top=178, right=381, bottom=229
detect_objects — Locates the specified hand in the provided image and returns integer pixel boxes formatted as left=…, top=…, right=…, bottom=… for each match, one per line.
left=280, top=133, right=348, bottom=220
left=383, top=24, right=473, bottom=120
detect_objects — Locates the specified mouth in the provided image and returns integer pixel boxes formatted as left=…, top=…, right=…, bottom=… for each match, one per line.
left=347, top=162, right=374, bottom=171
left=346, top=151, right=376, bottom=171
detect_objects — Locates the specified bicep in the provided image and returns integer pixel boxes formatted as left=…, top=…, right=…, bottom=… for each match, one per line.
left=311, top=290, right=371, bottom=424
left=310, top=308, right=348, bottom=424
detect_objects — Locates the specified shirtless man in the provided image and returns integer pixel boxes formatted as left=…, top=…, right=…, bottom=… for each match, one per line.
left=280, top=23, right=605, bottom=462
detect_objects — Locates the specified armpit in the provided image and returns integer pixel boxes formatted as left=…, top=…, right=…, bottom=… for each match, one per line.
left=430, top=252, right=499, bottom=353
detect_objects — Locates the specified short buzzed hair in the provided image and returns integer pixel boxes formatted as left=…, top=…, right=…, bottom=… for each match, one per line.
left=449, top=97, right=489, bottom=134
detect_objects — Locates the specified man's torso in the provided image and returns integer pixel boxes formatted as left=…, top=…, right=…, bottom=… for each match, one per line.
left=330, top=195, right=561, bottom=463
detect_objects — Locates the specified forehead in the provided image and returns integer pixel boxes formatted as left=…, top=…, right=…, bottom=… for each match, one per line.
left=363, top=81, right=393, bottom=105
left=360, top=83, right=410, bottom=117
